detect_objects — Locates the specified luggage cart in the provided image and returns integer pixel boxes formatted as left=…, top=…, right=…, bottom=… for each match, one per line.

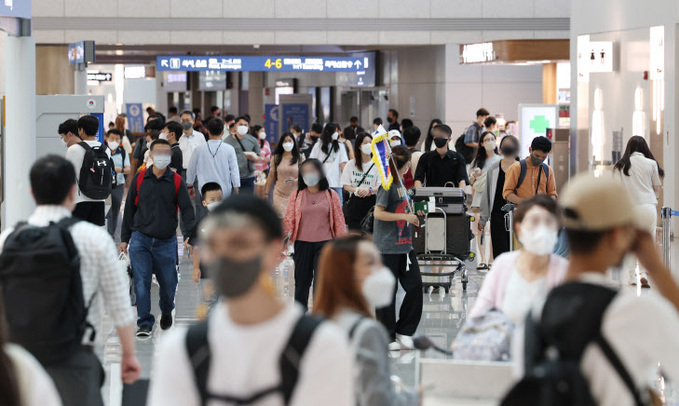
left=412, top=188, right=474, bottom=293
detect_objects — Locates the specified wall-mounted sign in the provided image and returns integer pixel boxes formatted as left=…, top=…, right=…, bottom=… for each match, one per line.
left=68, top=41, right=95, bottom=65
left=0, top=0, right=31, bottom=19
left=587, top=41, right=614, bottom=73
left=161, top=71, right=187, bottom=92
left=124, top=66, right=146, bottom=79
left=461, top=42, right=495, bottom=64
left=87, top=72, right=112, bottom=82
left=157, top=56, right=370, bottom=72
left=336, top=52, right=376, bottom=87
left=518, top=104, right=559, bottom=160
left=199, top=71, right=227, bottom=91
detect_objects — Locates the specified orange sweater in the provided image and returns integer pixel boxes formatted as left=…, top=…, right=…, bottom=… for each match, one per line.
left=502, top=158, right=558, bottom=200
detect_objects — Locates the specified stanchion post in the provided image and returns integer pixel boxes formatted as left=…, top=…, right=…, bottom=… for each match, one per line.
left=662, top=207, right=671, bottom=267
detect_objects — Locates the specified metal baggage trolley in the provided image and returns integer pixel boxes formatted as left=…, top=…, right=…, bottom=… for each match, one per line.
left=412, top=187, right=475, bottom=293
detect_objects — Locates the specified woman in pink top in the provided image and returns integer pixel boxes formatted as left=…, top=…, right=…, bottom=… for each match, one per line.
left=283, top=158, right=347, bottom=310
left=253, top=125, right=272, bottom=174
left=469, top=195, right=568, bottom=324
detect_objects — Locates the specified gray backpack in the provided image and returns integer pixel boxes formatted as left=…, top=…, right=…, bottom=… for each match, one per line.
left=452, top=309, right=515, bottom=362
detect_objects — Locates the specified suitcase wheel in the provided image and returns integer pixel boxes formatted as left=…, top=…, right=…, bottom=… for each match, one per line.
left=469, top=215, right=475, bottom=222
left=462, top=281, right=468, bottom=291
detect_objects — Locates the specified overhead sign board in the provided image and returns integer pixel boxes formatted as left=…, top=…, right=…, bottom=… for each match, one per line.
left=337, top=52, right=376, bottom=87
left=68, top=41, right=95, bottom=65
left=87, top=72, right=112, bottom=82
left=0, top=0, right=31, bottom=19
left=461, top=42, right=495, bottom=64
left=198, top=70, right=227, bottom=91
left=157, top=56, right=370, bottom=72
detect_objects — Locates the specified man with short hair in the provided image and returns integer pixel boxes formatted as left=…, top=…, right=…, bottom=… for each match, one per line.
left=0, top=155, right=141, bottom=405
left=148, top=194, right=353, bottom=406
left=120, top=139, right=196, bottom=337
left=512, top=174, right=679, bottom=406
left=105, top=129, right=130, bottom=238
left=59, top=118, right=81, bottom=148
left=387, top=109, right=400, bottom=132
left=66, top=115, right=110, bottom=226
left=343, top=116, right=365, bottom=141
left=300, top=122, right=322, bottom=158
left=401, top=118, right=414, bottom=130
left=224, top=115, right=260, bottom=194
left=484, top=116, right=497, bottom=134
left=161, top=121, right=185, bottom=178
left=187, top=118, right=240, bottom=206
left=224, top=114, right=235, bottom=128
left=210, top=105, right=221, bottom=118
left=414, top=124, right=468, bottom=188
left=464, top=108, right=490, bottom=149
left=403, top=125, right=423, bottom=176
left=167, top=106, right=181, bottom=123
left=373, top=117, right=383, bottom=131
left=503, top=136, right=557, bottom=203
left=178, top=110, right=208, bottom=206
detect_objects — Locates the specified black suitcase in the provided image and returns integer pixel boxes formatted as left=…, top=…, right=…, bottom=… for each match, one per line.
left=413, top=213, right=473, bottom=259
left=411, top=187, right=467, bottom=215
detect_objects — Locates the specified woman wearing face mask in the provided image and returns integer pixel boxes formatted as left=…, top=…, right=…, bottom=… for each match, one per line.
left=309, top=123, right=349, bottom=205
left=422, top=118, right=443, bottom=152
left=614, top=135, right=664, bottom=287
left=252, top=125, right=272, bottom=176
left=469, top=195, right=568, bottom=325
left=265, top=132, right=302, bottom=218
left=283, top=159, right=347, bottom=311
left=373, top=146, right=423, bottom=350
left=479, top=135, right=520, bottom=259
left=469, top=131, right=501, bottom=269
left=313, top=235, right=419, bottom=406
left=341, top=133, right=380, bottom=232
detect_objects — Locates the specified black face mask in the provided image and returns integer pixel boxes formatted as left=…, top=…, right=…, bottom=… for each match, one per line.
left=501, top=145, right=517, bottom=156
left=434, top=138, right=448, bottom=149
left=387, top=117, right=394, bottom=124
left=530, top=154, right=546, bottom=166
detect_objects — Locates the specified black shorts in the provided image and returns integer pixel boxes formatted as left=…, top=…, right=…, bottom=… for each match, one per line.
left=73, top=201, right=106, bottom=226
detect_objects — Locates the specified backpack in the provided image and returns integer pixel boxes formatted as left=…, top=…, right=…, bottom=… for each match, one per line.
left=452, top=309, right=514, bottom=362
left=501, top=282, right=646, bottom=406
left=134, top=168, right=182, bottom=214
left=0, top=217, right=96, bottom=366
left=185, top=314, right=324, bottom=405
left=455, top=125, right=479, bottom=165
left=515, top=159, right=550, bottom=193
left=78, top=142, right=114, bottom=200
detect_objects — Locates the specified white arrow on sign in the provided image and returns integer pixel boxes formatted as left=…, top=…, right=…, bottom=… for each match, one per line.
left=354, top=60, right=362, bottom=69
left=161, top=60, right=168, bottom=67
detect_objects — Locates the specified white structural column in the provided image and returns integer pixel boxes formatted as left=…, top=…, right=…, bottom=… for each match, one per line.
left=74, top=65, right=87, bottom=95
left=3, top=35, right=36, bottom=229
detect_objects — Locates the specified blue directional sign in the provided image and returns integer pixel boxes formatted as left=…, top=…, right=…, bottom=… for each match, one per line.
left=0, top=0, right=31, bottom=19
left=264, top=104, right=279, bottom=143
left=92, top=113, right=105, bottom=144
left=156, top=56, right=369, bottom=72
left=126, top=103, right=145, bottom=133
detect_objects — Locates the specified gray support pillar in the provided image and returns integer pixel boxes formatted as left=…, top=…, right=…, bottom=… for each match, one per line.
left=74, top=63, right=87, bottom=95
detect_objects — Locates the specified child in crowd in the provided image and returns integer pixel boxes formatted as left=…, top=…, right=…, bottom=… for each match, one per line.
left=192, top=182, right=224, bottom=319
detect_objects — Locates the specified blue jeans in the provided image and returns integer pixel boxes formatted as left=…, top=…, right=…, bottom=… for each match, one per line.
left=332, top=187, right=344, bottom=206
left=128, top=232, right=178, bottom=328
left=240, top=177, right=256, bottom=194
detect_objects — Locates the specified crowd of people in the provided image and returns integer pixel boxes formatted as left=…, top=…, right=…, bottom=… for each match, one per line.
left=0, top=103, right=674, bottom=406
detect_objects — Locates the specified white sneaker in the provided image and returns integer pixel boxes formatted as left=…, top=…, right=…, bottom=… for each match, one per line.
left=396, top=334, right=414, bottom=350
left=388, top=341, right=401, bottom=351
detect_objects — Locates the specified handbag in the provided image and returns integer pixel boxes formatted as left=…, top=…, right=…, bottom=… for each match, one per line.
left=360, top=207, right=375, bottom=235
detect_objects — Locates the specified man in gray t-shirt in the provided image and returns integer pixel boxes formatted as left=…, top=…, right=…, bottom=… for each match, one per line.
left=224, top=116, right=260, bottom=194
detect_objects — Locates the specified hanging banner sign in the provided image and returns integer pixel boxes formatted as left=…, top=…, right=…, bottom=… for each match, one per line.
left=157, top=56, right=369, bottom=72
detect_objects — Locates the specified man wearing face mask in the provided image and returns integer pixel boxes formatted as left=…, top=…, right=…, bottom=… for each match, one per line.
left=178, top=110, right=206, bottom=182
left=148, top=194, right=354, bottom=406
left=224, top=116, right=261, bottom=194
left=414, top=124, right=469, bottom=189
left=187, top=118, right=240, bottom=208
left=503, top=136, right=557, bottom=203
left=509, top=174, right=679, bottom=406
left=161, top=121, right=185, bottom=178
left=387, top=109, right=400, bottom=132
left=119, top=139, right=196, bottom=338
left=301, top=122, right=323, bottom=159
left=58, top=119, right=81, bottom=149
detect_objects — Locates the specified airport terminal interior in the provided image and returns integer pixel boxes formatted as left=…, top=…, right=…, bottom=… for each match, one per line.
left=0, top=0, right=679, bottom=405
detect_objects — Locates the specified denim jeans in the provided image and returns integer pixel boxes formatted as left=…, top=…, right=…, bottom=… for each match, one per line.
left=240, top=176, right=256, bottom=194
left=332, top=187, right=344, bottom=206
left=128, top=231, right=178, bottom=328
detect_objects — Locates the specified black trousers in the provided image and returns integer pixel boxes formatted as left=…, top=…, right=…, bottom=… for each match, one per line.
left=376, top=250, right=423, bottom=339
left=45, top=348, right=105, bottom=406
left=293, top=240, right=329, bottom=311
left=73, top=201, right=105, bottom=226
left=490, top=211, right=510, bottom=258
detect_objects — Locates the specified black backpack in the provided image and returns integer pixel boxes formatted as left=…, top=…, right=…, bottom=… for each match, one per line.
left=0, top=217, right=96, bottom=365
left=455, top=125, right=479, bottom=165
left=78, top=142, right=114, bottom=199
left=501, top=282, right=646, bottom=406
left=515, top=159, right=550, bottom=193
left=186, top=314, right=323, bottom=405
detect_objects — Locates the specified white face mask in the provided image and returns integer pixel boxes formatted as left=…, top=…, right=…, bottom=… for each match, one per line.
left=159, top=132, right=168, bottom=141
left=303, top=173, right=320, bottom=187
left=61, top=137, right=69, bottom=148
left=361, top=143, right=373, bottom=155
left=282, top=142, right=294, bottom=152
left=206, top=201, right=221, bottom=212
left=362, top=267, right=396, bottom=308
left=331, top=132, right=339, bottom=141
left=259, top=132, right=267, bottom=140
left=484, top=140, right=496, bottom=151
left=152, top=154, right=172, bottom=170
left=108, top=141, right=120, bottom=151
left=390, top=139, right=402, bottom=147
left=237, top=125, right=249, bottom=136
left=518, top=224, right=558, bottom=256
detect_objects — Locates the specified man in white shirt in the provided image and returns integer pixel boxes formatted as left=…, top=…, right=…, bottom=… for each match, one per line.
left=514, top=174, right=679, bottom=406
left=148, top=195, right=353, bottom=406
left=187, top=117, right=240, bottom=199
left=0, top=155, right=141, bottom=406
left=65, top=115, right=110, bottom=226
left=178, top=110, right=207, bottom=215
